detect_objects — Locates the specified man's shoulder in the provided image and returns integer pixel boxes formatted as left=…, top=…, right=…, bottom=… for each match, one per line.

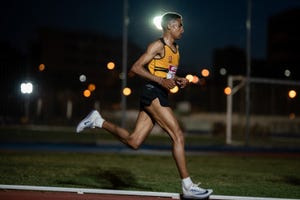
left=151, top=38, right=165, bottom=45
left=148, top=39, right=165, bottom=50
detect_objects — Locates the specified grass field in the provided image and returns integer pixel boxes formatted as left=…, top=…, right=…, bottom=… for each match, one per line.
left=0, top=152, right=300, bottom=199
left=0, top=126, right=300, bottom=199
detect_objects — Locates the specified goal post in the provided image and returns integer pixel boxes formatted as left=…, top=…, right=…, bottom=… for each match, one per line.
left=226, top=76, right=246, bottom=144
left=226, top=75, right=300, bottom=145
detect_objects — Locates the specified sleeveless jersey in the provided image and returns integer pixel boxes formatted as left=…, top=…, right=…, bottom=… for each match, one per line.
left=147, top=38, right=180, bottom=79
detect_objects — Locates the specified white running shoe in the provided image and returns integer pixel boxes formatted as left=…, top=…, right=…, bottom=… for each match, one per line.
left=76, top=110, right=104, bottom=133
left=182, top=183, right=213, bottom=199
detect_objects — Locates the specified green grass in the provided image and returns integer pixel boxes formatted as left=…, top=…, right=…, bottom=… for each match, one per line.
left=0, top=126, right=225, bottom=146
left=0, top=126, right=300, bottom=198
left=1, top=125, right=299, bottom=148
left=0, top=152, right=299, bottom=199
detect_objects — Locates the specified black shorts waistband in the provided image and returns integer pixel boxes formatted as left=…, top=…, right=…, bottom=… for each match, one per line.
left=147, top=81, right=168, bottom=92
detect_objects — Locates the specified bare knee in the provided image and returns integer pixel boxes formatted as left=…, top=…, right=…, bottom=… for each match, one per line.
left=172, top=131, right=185, bottom=146
left=127, top=137, right=142, bottom=150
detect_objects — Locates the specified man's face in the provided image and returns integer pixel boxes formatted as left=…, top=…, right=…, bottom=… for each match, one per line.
left=169, top=18, right=184, bottom=39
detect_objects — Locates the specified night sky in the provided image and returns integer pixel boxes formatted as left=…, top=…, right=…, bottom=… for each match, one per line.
left=1, top=0, right=300, bottom=69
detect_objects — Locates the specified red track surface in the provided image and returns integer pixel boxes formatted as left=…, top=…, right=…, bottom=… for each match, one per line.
left=0, top=190, right=175, bottom=200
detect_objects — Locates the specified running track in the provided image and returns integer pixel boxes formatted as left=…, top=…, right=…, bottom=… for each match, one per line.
left=0, top=185, right=298, bottom=200
left=0, top=190, right=169, bottom=200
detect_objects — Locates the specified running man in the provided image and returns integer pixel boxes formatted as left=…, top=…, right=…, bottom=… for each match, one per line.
left=76, top=12, right=213, bottom=199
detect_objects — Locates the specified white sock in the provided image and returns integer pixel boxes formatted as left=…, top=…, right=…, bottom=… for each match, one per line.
left=95, top=117, right=104, bottom=128
left=182, top=177, right=193, bottom=190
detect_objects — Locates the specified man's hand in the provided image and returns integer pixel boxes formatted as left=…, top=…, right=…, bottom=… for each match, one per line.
left=175, top=77, right=189, bottom=88
left=160, top=78, right=177, bottom=90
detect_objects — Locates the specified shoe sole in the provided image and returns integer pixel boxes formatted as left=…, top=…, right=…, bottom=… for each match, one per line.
left=182, top=189, right=213, bottom=199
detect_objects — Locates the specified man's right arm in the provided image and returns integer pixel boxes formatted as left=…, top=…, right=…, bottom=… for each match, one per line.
left=129, top=41, right=176, bottom=90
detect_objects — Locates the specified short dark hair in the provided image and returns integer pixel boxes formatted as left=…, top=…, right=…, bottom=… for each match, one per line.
left=161, top=12, right=182, bottom=31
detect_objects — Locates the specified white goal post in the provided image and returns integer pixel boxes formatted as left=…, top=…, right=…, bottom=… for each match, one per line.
left=226, top=75, right=300, bottom=145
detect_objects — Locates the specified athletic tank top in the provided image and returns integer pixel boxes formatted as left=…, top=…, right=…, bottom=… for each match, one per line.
left=147, top=38, right=180, bottom=79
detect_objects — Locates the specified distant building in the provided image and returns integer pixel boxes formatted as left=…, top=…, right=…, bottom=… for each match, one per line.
left=267, top=8, right=300, bottom=80
left=0, top=42, right=27, bottom=123
left=212, top=46, right=246, bottom=81
left=32, top=27, right=143, bottom=121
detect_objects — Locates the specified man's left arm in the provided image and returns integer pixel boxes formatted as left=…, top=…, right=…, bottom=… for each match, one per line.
left=175, top=76, right=189, bottom=88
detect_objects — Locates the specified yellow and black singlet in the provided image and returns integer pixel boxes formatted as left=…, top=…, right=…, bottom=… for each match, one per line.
left=147, top=38, right=180, bottom=79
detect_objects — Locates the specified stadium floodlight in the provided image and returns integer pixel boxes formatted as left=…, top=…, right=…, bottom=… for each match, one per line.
left=20, top=81, right=33, bottom=122
left=20, top=82, right=33, bottom=94
left=153, top=15, right=163, bottom=30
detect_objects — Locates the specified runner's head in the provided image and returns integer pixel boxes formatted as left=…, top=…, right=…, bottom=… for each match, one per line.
left=161, top=12, right=184, bottom=39
left=161, top=12, right=182, bottom=31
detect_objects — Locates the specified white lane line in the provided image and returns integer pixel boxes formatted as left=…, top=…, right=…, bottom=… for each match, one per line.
left=0, top=184, right=298, bottom=200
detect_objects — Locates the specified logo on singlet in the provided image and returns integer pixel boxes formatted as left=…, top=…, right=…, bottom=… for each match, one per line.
left=168, top=56, right=173, bottom=63
left=166, top=65, right=177, bottom=79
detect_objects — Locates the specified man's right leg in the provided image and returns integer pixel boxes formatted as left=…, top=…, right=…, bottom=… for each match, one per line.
left=77, top=110, right=154, bottom=150
left=102, top=110, right=154, bottom=149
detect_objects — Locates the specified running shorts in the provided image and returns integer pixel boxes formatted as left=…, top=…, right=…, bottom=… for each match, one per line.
left=140, top=81, right=170, bottom=108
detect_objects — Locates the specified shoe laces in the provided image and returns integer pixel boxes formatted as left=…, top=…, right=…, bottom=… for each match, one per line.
left=192, top=182, right=201, bottom=187
left=190, top=182, right=207, bottom=193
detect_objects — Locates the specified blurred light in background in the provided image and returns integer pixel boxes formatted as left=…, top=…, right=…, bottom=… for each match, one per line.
left=107, top=62, right=115, bottom=70
left=224, top=86, right=232, bottom=95
left=83, top=89, right=91, bottom=98
left=219, top=67, right=227, bottom=76
left=284, top=69, right=291, bottom=77
left=201, top=68, right=210, bottom=77
left=192, top=75, right=199, bottom=84
left=153, top=15, right=162, bottom=30
left=170, top=86, right=179, bottom=93
left=289, top=113, right=296, bottom=120
left=123, top=87, right=131, bottom=96
left=79, top=74, right=86, bottom=82
left=20, top=82, right=33, bottom=94
left=186, top=74, right=193, bottom=82
left=38, top=64, right=45, bottom=72
left=88, top=83, right=96, bottom=92
left=288, top=89, right=296, bottom=99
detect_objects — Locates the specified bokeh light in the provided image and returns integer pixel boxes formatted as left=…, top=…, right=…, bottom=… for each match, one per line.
left=79, top=74, right=86, bottom=82
left=284, top=69, right=291, bottom=77
left=219, top=68, right=227, bottom=76
left=186, top=74, right=193, bottom=83
left=170, top=86, right=179, bottom=93
left=224, top=87, right=232, bottom=95
left=107, top=62, right=115, bottom=70
left=289, top=113, right=296, bottom=120
left=123, top=87, right=131, bottom=96
left=38, top=64, right=45, bottom=72
left=83, top=89, right=91, bottom=98
left=192, top=76, right=199, bottom=84
left=201, top=68, right=210, bottom=77
left=88, top=83, right=96, bottom=92
left=288, top=89, right=296, bottom=99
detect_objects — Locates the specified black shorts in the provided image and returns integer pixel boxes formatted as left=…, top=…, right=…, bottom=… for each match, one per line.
left=140, top=81, right=170, bottom=108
